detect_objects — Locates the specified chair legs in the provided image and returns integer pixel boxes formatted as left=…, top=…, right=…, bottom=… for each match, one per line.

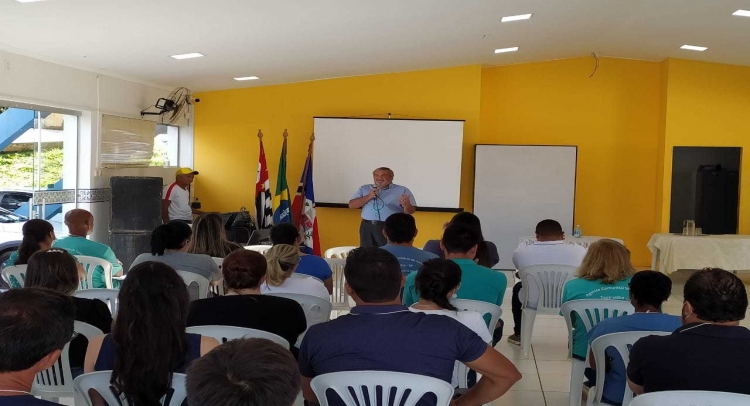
left=569, top=358, right=585, bottom=406
left=520, top=308, right=537, bottom=358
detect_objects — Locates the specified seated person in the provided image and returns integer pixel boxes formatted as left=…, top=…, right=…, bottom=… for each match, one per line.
left=380, top=213, right=438, bottom=275
left=270, top=223, right=333, bottom=294
left=1, top=219, right=55, bottom=287
left=585, top=271, right=681, bottom=406
left=85, top=262, right=219, bottom=405
left=24, top=248, right=113, bottom=376
left=628, top=268, right=750, bottom=396
left=299, top=247, right=521, bottom=406
left=187, top=249, right=307, bottom=353
left=53, top=209, right=123, bottom=288
left=130, top=221, right=221, bottom=301
left=188, top=213, right=244, bottom=258
left=260, top=244, right=330, bottom=301
left=508, top=219, right=587, bottom=345
left=0, top=288, right=75, bottom=406
left=423, top=212, right=499, bottom=268
left=404, top=223, right=507, bottom=343
left=186, top=338, right=300, bottom=406
left=409, top=258, right=492, bottom=387
left=561, top=239, right=634, bottom=361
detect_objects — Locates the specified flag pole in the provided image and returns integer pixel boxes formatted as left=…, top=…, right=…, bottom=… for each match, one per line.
left=294, top=133, right=315, bottom=228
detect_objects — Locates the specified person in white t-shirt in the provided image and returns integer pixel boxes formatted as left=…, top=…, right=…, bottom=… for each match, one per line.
left=162, top=167, right=204, bottom=224
left=261, top=244, right=330, bottom=301
left=410, top=258, right=492, bottom=387
left=507, top=219, right=586, bottom=345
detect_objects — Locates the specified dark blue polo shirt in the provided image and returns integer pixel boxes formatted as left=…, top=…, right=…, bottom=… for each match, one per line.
left=299, top=304, right=487, bottom=406
left=628, top=323, right=750, bottom=395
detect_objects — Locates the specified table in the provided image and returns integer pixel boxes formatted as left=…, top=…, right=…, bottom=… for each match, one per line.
left=648, top=233, right=750, bottom=274
left=518, top=236, right=625, bottom=251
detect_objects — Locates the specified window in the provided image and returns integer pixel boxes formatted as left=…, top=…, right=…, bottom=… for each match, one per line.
left=151, top=124, right=179, bottom=167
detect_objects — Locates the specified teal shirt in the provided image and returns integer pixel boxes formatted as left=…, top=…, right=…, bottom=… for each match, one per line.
left=562, top=277, right=632, bottom=359
left=53, top=236, right=123, bottom=289
left=2, top=251, right=22, bottom=288
left=403, top=258, right=507, bottom=325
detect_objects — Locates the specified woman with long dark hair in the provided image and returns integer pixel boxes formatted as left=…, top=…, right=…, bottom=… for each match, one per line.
left=422, top=212, right=499, bottom=268
left=3, top=219, right=55, bottom=267
left=129, top=221, right=220, bottom=301
left=188, top=213, right=243, bottom=258
left=24, top=248, right=112, bottom=376
left=84, top=261, right=219, bottom=405
left=409, top=258, right=492, bottom=387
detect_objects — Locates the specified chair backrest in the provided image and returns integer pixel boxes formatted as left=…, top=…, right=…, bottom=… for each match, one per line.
left=518, top=265, right=578, bottom=313
left=33, top=321, right=103, bottom=397
left=560, top=299, right=634, bottom=358
left=325, top=258, right=348, bottom=307
left=324, top=246, right=357, bottom=259
left=186, top=325, right=289, bottom=349
left=629, top=391, right=750, bottom=406
left=311, top=371, right=454, bottom=406
left=73, top=371, right=187, bottom=406
left=176, top=270, right=210, bottom=300
left=450, top=298, right=502, bottom=333
left=244, top=244, right=273, bottom=254
left=74, top=288, right=120, bottom=316
left=590, top=331, right=672, bottom=406
left=75, top=255, right=114, bottom=289
left=210, top=258, right=225, bottom=296
left=267, top=292, right=333, bottom=330
left=1, top=264, right=27, bottom=288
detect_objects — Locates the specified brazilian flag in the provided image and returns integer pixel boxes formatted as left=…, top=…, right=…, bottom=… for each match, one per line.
left=273, top=133, right=291, bottom=224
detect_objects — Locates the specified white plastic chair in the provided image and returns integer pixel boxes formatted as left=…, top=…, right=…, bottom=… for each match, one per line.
left=74, top=288, right=120, bottom=316
left=325, top=258, right=350, bottom=311
left=74, top=371, right=187, bottom=406
left=32, top=321, right=103, bottom=402
left=267, top=292, right=332, bottom=345
left=324, top=246, right=357, bottom=259
left=1, top=264, right=27, bottom=288
left=588, top=331, right=671, bottom=406
left=629, top=391, right=750, bottom=406
left=210, top=258, right=226, bottom=296
left=244, top=244, right=273, bottom=254
left=518, top=265, right=578, bottom=358
left=176, top=270, right=210, bottom=301
left=75, top=255, right=114, bottom=289
left=450, top=298, right=502, bottom=334
left=310, top=371, right=454, bottom=406
left=561, top=299, right=634, bottom=406
left=186, top=325, right=289, bottom=349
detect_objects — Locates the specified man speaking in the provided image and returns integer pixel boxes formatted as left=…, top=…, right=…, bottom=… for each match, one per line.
left=349, top=167, right=416, bottom=247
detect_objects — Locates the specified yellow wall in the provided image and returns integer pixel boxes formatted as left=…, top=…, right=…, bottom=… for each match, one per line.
left=480, top=58, right=663, bottom=266
left=193, top=65, right=482, bottom=252
left=657, top=59, right=750, bottom=233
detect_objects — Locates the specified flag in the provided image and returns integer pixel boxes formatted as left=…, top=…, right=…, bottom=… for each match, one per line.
left=255, top=131, right=273, bottom=229
left=273, top=130, right=292, bottom=224
left=292, top=135, right=321, bottom=255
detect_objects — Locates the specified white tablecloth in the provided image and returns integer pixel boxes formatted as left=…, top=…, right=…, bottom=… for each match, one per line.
left=518, top=236, right=624, bottom=251
left=648, top=233, right=750, bottom=274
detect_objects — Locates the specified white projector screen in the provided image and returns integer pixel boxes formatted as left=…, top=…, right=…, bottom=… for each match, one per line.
left=474, top=145, right=577, bottom=269
left=313, top=118, right=464, bottom=209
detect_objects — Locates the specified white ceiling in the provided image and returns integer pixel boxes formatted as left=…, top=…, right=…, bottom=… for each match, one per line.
left=0, top=0, right=749, bottom=92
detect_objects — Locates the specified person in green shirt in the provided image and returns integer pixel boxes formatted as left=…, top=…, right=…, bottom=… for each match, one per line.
left=404, top=222, right=507, bottom=342
left=561, top=239, right=635, bottom=360
left=52, top=209, right=123, bottom=289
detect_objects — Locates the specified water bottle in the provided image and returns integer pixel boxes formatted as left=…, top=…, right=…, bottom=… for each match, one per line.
left=573, top=225, right=582, bottom=238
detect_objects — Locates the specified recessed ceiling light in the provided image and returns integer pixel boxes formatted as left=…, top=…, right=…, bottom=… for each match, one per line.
left=501, top=14, right=532, bottom=23
left=680, top=45, right=707, bottom=52
left=234, top=76, right=260, bottom=81
left=495, top=47, right=519, bottom=54
left=170, top=53, right=204, bottom=60
left=733, top=9, right=750, bottom=17
left=16, top=0, right=49, bottom=3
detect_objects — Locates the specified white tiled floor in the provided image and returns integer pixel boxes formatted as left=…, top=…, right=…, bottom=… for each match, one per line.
left=491, top=269, right=750, bottom=406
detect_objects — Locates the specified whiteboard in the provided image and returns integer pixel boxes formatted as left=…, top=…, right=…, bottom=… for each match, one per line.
left=313, top=118, right=464, bottom=208
left=474, top=145, right=577, bottom=269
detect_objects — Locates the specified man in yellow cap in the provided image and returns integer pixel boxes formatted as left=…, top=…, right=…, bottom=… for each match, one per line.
left=162, top=167, right=203, bottom=224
